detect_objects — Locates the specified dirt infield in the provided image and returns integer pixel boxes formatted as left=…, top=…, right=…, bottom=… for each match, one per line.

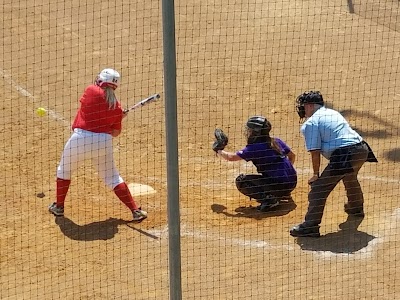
left=1, top=0, right=399, bottom=299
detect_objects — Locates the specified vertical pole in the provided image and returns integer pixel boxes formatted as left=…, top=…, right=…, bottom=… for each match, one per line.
left=347, top=0, right=355, bottom=14
left=161, top=0, right=182, bottom=300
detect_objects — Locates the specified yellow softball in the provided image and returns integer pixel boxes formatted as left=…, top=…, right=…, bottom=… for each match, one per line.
left=36, top=107, right=47, bottom=117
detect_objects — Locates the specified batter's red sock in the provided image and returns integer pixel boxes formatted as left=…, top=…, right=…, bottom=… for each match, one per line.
left=113, top=182, right=139, bottom=211
left=56, top=177, right=71, bottom=208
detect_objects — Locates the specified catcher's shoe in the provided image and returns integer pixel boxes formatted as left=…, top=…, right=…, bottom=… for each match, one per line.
left=132, top=208, right=147, bottom=222
left=48, top=202, right=64, bottom=217
left=290, top=223, right=320, bottom=238
left=257, top=197, right=279, bottom=212
left=344, top=203, right=365, bottom=218
left=278, top=194, right=293, bottom=202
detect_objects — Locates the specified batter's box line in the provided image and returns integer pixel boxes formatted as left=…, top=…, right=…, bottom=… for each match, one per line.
left=146, top=217, right=397, bottom=260
left=147, top=223, right=295, bottom=251
left=0, top=68, right=70, bottom=127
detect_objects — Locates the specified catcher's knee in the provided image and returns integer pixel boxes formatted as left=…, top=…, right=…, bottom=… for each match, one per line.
left=235, top=174, right=247, bottom=189
left=235, top=174, right=254, bottom=196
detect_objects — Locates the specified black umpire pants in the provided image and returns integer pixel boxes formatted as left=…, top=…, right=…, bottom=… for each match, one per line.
left=303, top=142, right=369, bottom=227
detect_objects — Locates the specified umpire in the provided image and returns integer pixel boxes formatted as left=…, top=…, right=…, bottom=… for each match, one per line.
left=290, top=91, right=377, bottom=237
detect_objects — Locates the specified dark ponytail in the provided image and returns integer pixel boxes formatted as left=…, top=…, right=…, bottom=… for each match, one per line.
left=248, top=128, right=284, bottom=156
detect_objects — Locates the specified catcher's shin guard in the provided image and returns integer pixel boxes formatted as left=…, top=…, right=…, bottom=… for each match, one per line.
left=235, top=174, right=264, bottom=201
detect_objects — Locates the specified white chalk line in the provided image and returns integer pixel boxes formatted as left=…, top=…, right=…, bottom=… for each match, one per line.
left=0, top=68, right=70, bottom=127
left=312, top=237, right=384, bottom=259
left=2, top=69, right=397, bottom=259
left=311, top=211, right=399, bottom=259
left=147, top=224, right=295, bottom=251
left=142, top=156, right=397, bottom=258
left=144, top=161, right=400, bottom=188
left=146, top=208, right=399, bottom=259
left=144, top=160, right=398, bottom=259
left=4, top=11, right=395, bottom=262
left=146, top=224, right=384, bottom=259
left=1, top=66, right=161, bottom=195
left=2, top=81, right=391, bottom=259
left=1, top=16, right=94, bottom=128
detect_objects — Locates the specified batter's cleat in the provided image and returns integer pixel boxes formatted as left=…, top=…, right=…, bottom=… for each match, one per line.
left=257, top=197, right=279, bottom=212
left=344, top=204, right=365, bottom=218
left=132, top=208, right=147, bottom=222
left=290, top=223, right=320, bottom=238
left=48, top=202, right=64, bottom=217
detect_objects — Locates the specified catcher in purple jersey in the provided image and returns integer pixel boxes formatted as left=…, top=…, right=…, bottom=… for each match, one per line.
left=215, top=116, right=297, bottom=211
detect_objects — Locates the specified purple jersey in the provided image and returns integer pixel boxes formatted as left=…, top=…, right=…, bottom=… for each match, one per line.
left=236, top=138, right=297, bottom=183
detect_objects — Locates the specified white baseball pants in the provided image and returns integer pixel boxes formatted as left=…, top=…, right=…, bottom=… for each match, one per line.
left=56, top=128, right=123, bottom=189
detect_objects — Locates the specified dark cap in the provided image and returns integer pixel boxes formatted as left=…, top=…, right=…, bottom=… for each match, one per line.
left=296, top=91, right=324, bottom=105
left=246, top=116, right=271, bottom=132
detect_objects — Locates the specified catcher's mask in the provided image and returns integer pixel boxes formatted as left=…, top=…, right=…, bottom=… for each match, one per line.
left=95, top=68, right=120, bottom=90
left=245, top=116, right=271, bottom=142
left=295, top=90, right=324, bottom=118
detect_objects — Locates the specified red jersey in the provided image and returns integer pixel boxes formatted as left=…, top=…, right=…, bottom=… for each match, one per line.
left=72, top=84, right=123, bottom=134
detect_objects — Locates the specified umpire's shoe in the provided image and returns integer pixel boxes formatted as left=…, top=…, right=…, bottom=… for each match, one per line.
left=290, top=223, right=320, bottom=238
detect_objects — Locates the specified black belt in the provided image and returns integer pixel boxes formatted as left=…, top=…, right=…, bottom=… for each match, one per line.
left=338, top=141, right=364, bottom=151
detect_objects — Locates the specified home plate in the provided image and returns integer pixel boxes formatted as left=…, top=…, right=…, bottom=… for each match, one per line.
left=128, top=183, right=156, bottom=196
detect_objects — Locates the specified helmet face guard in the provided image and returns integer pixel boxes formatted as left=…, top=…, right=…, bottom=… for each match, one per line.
left=296, top=97, right=306, bottom=118
left=295, top=91, right=324, bottom=118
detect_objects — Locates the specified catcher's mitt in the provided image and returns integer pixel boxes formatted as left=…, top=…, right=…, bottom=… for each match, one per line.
left=212, top=128, right=229, bottom=152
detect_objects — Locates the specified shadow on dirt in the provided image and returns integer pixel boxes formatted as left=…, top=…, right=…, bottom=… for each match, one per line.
left=338, top=108, right=399, bottom=139
left=55, top=216, right=157, bottom=241
left=295, top=216, right=376, bottom=254
left=384, top=148, right=400, bottom=162
left=211, top=199, right=297, bottom=220
left=328, top=106, right=400, bottom=162
left=55, top=217, right=125, bottom=241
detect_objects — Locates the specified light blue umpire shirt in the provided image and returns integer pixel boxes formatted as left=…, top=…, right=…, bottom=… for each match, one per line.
left=301, top=106, right=363, bottom=159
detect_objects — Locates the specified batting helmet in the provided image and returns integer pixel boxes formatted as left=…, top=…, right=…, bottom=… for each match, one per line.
left=295, top=90, right=324, bottom=118
left=95, top=68, right=120, bottom=89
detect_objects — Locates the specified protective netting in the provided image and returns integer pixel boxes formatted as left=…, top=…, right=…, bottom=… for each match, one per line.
left=1, top=0, right=399, bottom=299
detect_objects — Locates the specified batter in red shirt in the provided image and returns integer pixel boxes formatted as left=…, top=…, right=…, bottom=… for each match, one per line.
left=48, top=69, right=147, bottom=222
